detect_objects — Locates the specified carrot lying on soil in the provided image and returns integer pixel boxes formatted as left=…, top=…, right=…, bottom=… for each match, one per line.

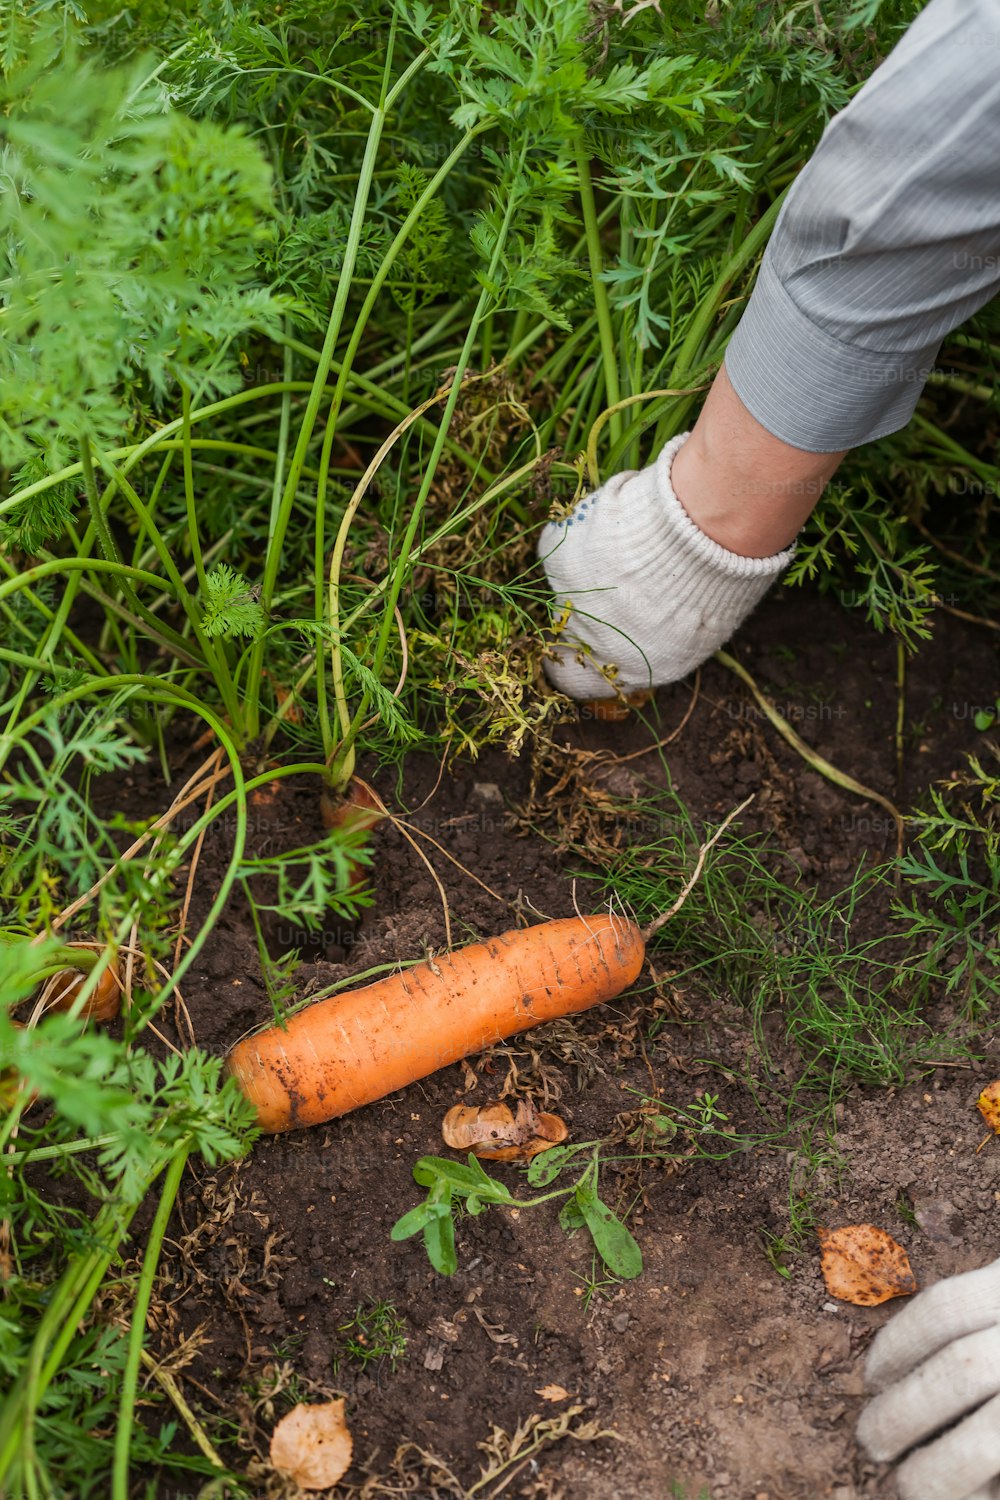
left=226, top=913, right=645, bottom=1133
left=0, top=1068, right=29, bottom=1111
left=3, top=947, right=120, bottom=1110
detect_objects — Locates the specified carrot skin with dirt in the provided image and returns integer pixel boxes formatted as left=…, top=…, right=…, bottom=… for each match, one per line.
left=226, top=915, right=645, bottom=1133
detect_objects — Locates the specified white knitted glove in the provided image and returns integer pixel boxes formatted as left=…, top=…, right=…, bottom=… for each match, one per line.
left=537, top=432, right=795, bottom=699
left=857, top=1257, right=1000, bottom=1500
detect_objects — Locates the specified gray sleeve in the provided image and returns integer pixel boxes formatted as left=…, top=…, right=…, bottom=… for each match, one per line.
left=724, top=0, right=1000, bottom=453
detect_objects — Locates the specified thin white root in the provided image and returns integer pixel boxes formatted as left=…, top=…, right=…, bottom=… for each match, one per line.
left=640, top=794, right=754, bottom=943
left=354, top=781, right=453, bottom=949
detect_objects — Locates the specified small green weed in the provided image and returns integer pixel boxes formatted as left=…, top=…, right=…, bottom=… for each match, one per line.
left=896, top=751, right=1000, bottom=1016
left=334, top=1300, right=408, bottom=1375
left=974, top=699, right=1000, bottom=733
left=393, top=1144, right=642, bottom=1281
left=669, top=1481, right=711, bottom=1500
left=570, top=1254, right=624, bottom=1314
left=569, top=774, right=990, bottom=1095
left=760, top=1142, right=839, bottom=1279
left=272, top=1330, right=307, bottom=1360
left=895, top=1193, right=919, bottom=1231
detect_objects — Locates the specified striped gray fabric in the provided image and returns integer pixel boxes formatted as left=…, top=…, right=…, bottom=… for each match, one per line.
left=725, top=0, right=1000, bottom=452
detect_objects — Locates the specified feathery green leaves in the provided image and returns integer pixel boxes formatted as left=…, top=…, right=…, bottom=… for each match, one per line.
left=0, top=36, right=284, bottom=470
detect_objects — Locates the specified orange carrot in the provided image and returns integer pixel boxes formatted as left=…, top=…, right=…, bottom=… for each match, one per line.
left=581, top=690, right=651, bottom=722
left=319, top=778, right=384, bottom=894
left=0, top=1068, right=29, bottom=1111
left=43, top=945, right=121, bottom=1023
left=0, top=1022, right=35, bottom=1110
left=226, top=914, right=644, bottom=1133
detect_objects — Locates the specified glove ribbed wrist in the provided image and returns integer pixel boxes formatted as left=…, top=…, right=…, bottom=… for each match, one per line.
left=538, top=432, right=795, bottom=698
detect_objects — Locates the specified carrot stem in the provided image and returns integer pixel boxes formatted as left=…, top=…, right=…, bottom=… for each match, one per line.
left=575, top=134, right=622, bottom=449
left=139, top=1349, right=227, bottom=1472
left=112, top=1146, right=190, bottom=1500
left=0, top=1194, right=143, bottom=1484
left=714, top=648, right=905, bottom=858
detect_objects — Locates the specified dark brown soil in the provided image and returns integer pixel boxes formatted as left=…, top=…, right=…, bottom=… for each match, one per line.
left=103, top=587, right=998, bottom=1500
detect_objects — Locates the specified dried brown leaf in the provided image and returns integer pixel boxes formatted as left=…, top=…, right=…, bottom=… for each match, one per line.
left=818, top=1225, right=917, bottom=1307
left=427, top=1316, right=461, bottom=1343
left=443, top=1102, right=520, bottom=1149
left=441, top=1100, right=568, bottom=1162
left=269, top=1399, right=352, bottom=1490
left=473, top=1307, right=518, bottom=1346
left=535, top=1383, right=570, bottom=1402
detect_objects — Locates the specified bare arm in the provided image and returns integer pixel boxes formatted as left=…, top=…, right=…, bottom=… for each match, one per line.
left=670, top=363, right=847, bottom=558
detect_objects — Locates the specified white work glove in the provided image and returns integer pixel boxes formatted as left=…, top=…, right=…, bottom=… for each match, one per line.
left=857, top=1257, right=1000, bottom=1500
left=537, top=431, right=794, bottom=699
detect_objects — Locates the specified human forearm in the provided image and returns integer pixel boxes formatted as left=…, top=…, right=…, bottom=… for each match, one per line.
left=670, top=364, right=846, bottom=558
left=539, top=0, right=1000, bottom=699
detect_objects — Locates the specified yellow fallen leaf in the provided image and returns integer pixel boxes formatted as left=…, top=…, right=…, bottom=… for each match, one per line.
left=976, top=1080, right=1000, bottom=1134
left=818, top=1225, right=917, bottom=1307
left=270, top=1399, right=352, bottom=1491
left=535, top=1384, right=570, bottom=1402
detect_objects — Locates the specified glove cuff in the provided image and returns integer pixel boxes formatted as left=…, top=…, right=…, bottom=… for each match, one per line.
left=653, top=431, right=796, bottom=587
